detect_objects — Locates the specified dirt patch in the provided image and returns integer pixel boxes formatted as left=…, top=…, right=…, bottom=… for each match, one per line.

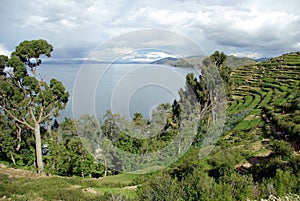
left=0, top=164, right=41, bottom=178
left=69, top=185, right=82, bottom=189
left=82, top=187, right=98, bottom=194
left=123, top=185, right=141, bottom=190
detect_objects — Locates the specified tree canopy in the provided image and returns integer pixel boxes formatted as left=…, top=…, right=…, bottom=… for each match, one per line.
left=12, top=39, right=53, bottom=77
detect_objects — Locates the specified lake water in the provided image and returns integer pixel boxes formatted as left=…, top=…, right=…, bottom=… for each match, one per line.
left=37, top=63, right=199, bottom=120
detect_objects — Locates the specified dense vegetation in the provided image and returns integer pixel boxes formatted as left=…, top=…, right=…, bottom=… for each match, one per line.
left=0, top=40, right=300, bottom=200
left=135, top=52, right=300, bottom=200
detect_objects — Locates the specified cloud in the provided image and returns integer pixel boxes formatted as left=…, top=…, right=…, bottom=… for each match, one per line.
left=231, top=51, right=263, bottom=59
left=0, top=0, right=299, bottom=59
left=86, top=29, right=204, bottom=62
left=120, top=49, right=178, bottom=63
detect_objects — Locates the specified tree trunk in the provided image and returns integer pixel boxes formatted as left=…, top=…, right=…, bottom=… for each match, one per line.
left=16, top=124, right=21, bottom=151
left=104, top=157, right=107, bottom=177
left=34, top=123, right=44, bottom=174
left=10, top=152, right=16, bottom=165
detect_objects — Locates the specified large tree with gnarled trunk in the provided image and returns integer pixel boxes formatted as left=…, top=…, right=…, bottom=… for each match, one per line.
left=0, top=39, right=69, bottom=174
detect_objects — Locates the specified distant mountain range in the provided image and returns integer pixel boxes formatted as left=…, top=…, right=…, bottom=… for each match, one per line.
left=43, top=54, right=266, bottom=69
left=43, top=59, right=150, bottom=65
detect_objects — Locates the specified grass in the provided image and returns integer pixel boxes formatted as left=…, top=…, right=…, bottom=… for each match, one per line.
left=260, top=90, right=273, bottom=107
left=239, top=95, right=253, bottom=110
left=95, top=187, right=137, bottom=199
left=0, top=168, right=140, bottom=201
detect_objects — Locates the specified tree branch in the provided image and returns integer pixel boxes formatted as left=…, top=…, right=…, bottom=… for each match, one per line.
left=40, top=107, right=55, bottom=123
left=29, top=107, right=37, bottom=124
left=1, top=107, right=34, bottom=130
left=38, top=106, right=44, bottom=122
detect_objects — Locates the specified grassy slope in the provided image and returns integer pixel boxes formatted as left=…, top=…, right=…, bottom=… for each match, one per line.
left=0, top=164, right=140, bottom=200
left=220, top=52, right=300, bottom=167
left=171, top=52, right=300, bottom=183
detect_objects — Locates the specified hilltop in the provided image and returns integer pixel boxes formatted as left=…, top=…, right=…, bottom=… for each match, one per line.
left=151, top=54, right=256, bottom=69
left=226, top=55, right=257, bottom=69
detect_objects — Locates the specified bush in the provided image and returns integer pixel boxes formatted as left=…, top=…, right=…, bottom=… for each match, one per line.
left=274, top=169, right=299, bottom=196
left=271, top=140, right=294, bottom=160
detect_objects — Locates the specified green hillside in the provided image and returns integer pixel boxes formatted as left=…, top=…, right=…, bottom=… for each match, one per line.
left=226, top=55, right=257, bottom=69
left=1, top=50, right=300, bottom=200
left=136, top=52, right=300, bottom=200
left=228, top=52, right=300, bottom=147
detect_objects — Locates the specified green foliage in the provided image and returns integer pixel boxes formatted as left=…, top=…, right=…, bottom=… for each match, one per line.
left=12, top=39, right=53, bottom=76
left=0, top=55, right=8, bottom=76
left=184, top=73, right=209, bottom=107
left=273, top=169, right=299, bottom=196
left=101, top=110, right=122, bottom=141
left=137, top=173, right=183, bottom=201
left=210, top=51, right=227, bottom=68
left=0, top=173, right=138, bottom=201
left=137, top=167, right=257, bottom=201
left=271, top=140, right=294, bottom=160
left=44, top=118, right=101, bottom=177
left=132, top=112, right=146, bottom=127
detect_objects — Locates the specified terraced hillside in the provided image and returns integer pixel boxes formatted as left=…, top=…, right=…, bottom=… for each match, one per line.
left=225, top=52, right=300, bottom=162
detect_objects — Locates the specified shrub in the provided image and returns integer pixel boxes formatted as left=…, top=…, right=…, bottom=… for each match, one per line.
left=271, top=140, right=294, bottom=160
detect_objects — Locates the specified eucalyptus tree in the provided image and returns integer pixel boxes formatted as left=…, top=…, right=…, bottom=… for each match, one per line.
left=12, top=39, right=53, bottom=77
left=0, top=55, right=8, bottom=76
left=0, top=39, right=69, bottom=174
left=210, top=50, right=227, bottom=68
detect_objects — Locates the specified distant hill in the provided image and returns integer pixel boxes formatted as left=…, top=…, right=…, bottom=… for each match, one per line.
left=226, top=55, right=257, bottom=69
left=172, top=55, right=207, bottom=68
left=150, top=57, right=178, bottom=65
left=151, top=55, right=206, bottom=68
left=151, top=55, right=256, bottom=69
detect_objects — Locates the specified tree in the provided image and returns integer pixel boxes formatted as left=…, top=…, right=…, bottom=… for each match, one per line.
left=0, top=40, right=69, bottom=174
left=12, top=39, right=53, bottom=77
left=210, top=51, right=227, bottom=68
left=101, top=110, right=121, bottom=141
left=209, top=51, right=231, bottom=97
left=0, top=55, right=8, bottom=76
left=132, top=112, right=145, bottom=127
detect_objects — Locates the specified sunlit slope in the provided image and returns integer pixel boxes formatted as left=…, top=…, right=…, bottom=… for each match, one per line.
left=225, top=52, right=300, bottom=151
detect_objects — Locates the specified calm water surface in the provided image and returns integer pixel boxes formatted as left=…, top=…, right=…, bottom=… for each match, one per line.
left=38, top=63, right=199, bottom=120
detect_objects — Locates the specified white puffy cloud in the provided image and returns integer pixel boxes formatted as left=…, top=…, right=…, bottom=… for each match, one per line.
left=120, top=50, right=177, bottom=63
left=0, top=0, right=299, bottom=59
left=231, top=51, right=263, bottom=59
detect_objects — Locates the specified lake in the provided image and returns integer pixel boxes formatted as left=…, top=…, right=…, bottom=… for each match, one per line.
left=37, top=63, right=199, bottom=120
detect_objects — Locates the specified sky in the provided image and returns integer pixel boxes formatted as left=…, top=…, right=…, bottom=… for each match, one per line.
left=0, top=0, right=300, bottom=61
